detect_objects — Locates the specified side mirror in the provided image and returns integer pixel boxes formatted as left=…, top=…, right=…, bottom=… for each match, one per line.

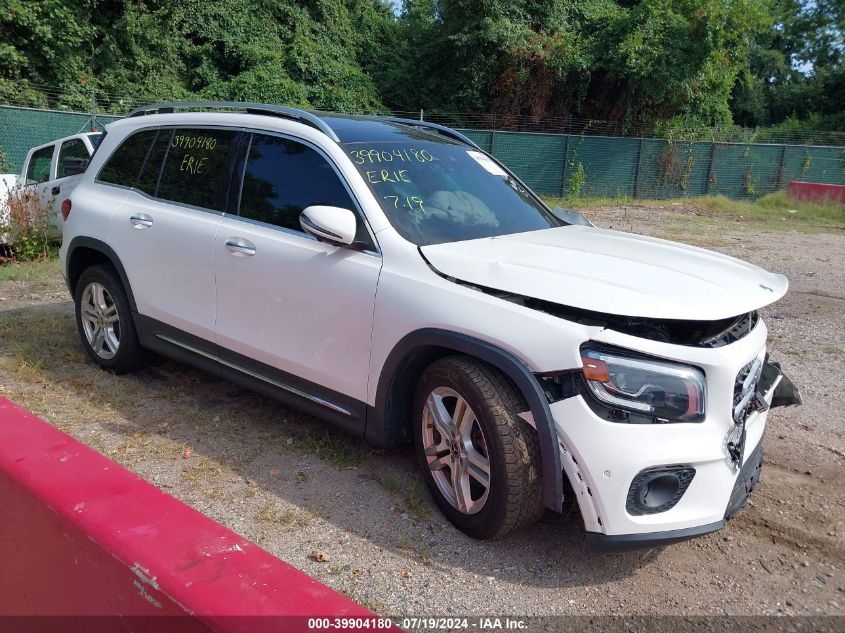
left=551, top=207, right=594, bottom=227
left=300, top=205, right=358, bottom=247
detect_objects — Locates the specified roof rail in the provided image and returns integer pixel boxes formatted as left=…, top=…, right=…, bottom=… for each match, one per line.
left=126, top=101, right=341, bottom=142
left=379, top=117, right=481, bottom=150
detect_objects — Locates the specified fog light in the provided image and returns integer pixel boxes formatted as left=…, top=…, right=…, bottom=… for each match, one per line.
left=626, top=466, right=696, bottom=515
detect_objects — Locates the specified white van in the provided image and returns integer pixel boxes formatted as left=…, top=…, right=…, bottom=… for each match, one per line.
left=16, top=132, right=102, bottom=239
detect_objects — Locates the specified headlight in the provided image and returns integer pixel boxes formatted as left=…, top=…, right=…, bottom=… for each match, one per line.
left=581, top=346, right=706, bottom=423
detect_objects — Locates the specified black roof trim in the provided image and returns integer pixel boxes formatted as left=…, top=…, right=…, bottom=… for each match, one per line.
left=378, top=117, right=480, bottom=149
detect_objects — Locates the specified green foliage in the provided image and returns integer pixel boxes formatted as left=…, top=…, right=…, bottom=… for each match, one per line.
left=0, top=0, right=840, bottom=133
left=1, top=0, right=394, bottom=112
left=2, top=188, right=51, bottom=262
left=731, top=0, right=844, bottom=129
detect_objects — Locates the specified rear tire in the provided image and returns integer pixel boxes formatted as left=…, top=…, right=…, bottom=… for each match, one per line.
left=74, top=264, right=148, bottom=374
left=413, top=355, right=544, bottom=539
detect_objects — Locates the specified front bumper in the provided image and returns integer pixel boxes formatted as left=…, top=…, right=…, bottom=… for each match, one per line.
left=586, top=439, right=765, bottom=552
left=548, top=322, right=799, bottom=550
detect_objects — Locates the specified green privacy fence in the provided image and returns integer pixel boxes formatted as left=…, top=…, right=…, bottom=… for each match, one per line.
left=0, top=106, right=120, bottom=174
left=458, top=130, right=845, bottom=199
left=2, top=105, right=843, bottom=200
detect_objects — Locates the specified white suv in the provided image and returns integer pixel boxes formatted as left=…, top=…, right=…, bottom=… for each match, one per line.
left=59, top=102, right=801, bottom=550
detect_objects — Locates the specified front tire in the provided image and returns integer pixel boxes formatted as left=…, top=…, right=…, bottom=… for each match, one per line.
left=74, top=264, right=148, bottom=374
left=413, top=355, right=544, bottom=539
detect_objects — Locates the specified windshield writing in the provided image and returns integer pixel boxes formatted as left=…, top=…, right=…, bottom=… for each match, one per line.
left=345, top=141, right=558, bottom=246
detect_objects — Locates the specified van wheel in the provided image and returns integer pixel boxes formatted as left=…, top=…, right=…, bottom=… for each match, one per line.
left=74, top=264, right=148, bottom=374
left=413, top=355, right=544, bottom=539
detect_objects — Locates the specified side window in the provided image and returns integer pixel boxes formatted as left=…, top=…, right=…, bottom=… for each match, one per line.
left=157, top=128, right=240, bottom=212
left=239, top=134, right=359, bottom=236
left=135, top=129, right=171, bottom=196
left=56, top=138, right=90, bottom=178
left=98, top=130, right=158, bottom=188
left=25, top=146, right=54, bottom=184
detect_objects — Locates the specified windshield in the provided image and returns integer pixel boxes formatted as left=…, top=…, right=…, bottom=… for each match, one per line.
left=343, top=139, right=559, bottom=245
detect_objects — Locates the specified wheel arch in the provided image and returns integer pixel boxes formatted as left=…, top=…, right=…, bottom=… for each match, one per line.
left=66, top=237, right=137, bottom=312
left=366, top=328, right=564, bottom=511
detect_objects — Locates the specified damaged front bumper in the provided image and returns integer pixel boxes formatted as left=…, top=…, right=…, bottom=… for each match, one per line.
left=548, top=323, right=801, bottom=552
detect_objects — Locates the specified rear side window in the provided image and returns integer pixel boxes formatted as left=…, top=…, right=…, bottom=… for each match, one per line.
left=156, top=128, right=240, bottom=212
left=239, top=134, right=357, bottom=233
left=98, top=130, right=158, bottom=188
left=135, top=130, right=171, bottom=196
left=57, top=138, right=90, bottom=178
left=25, top=146, right=54, bottom=184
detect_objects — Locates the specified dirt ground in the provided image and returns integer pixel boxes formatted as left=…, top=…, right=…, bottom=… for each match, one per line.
left=0, top=203, right=842, bottom=618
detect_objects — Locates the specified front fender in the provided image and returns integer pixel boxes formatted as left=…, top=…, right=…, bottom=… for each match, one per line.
left=367, top=328, right=564, bottom=511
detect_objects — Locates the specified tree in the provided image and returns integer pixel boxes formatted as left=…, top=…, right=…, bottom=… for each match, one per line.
left=381, top=0, right=772, bottom=130
left=731, top=0, right=844, bottom=128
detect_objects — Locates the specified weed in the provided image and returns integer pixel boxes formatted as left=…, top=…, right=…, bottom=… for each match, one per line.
left=744, top=167, right=756, bottom=196
left=415, top=544, right=433, bottom=564
left=566, top=162, right=587, bottom=199
left=181, top=459, right=224, bottom=482
left=376, top=470, right=400, bottom=494
left=376, top=469, right=430, bottom=519
left=256, top=503, right=314, bottom=530
left=284, top=429, right=364, bottom=469
left=406, top=481, right=428, bottom=517
left=2, top=187, right=51, bottom=262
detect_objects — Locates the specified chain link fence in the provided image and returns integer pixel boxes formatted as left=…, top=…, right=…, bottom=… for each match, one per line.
left=2, top=104, right=843, bottom=200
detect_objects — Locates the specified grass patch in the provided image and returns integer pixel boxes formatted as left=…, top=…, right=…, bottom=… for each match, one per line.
left=283, top=429, right=364, bottom=469
left=543, top=192, right=845, bottom=232
left=543, top=195, right=632, bottom=209
left=0, top=256, right=61, bottom=284
left=690, top=192, right=845, bottom=230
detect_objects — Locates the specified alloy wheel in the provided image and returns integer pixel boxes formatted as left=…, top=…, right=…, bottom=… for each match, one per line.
left=80, top=282, right=121, bottom=360
left=421, top=386, right=491, bottom=514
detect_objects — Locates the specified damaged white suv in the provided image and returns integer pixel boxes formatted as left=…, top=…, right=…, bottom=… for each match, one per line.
left=60, top=102, right=801, bottom=550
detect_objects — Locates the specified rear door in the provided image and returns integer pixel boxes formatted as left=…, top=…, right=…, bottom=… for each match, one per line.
left=106, top=126, right=242, bottom=343
left=213, top=131, right=381, bottom=428
left=51, top=137, right=92, bottom=234
left=22, top=144, right=56, bottom=223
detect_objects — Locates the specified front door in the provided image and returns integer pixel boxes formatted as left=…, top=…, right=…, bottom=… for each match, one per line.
left=214, top=132, right=381, bottom=427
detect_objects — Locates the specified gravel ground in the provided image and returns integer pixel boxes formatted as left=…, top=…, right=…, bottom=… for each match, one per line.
left=0, top=204, right=842, bottom=618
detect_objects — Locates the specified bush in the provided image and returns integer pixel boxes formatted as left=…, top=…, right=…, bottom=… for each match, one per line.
left=1, top=187, right=51, bottom=262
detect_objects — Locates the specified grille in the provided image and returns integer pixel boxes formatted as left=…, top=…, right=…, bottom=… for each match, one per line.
left=701, top=312, right=759, bottom=348
left=727, top=356, right=765, bottom=467
left=734, top=357, right=764, bottom=424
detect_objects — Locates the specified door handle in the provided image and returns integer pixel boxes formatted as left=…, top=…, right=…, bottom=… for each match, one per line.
left=225, top=237, right=256, bottom=256
left=51, top=186, right=60, bottom=196
left=129, top=214, right=154, bottom=229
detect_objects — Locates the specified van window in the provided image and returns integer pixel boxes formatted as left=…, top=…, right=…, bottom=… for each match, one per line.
left=156, top=128, right=240, bottom=212
left=25, top=146, right=54, bottom=184
left=57, top=138, right=90, bottom=178
left=98, top=130, right=158, bottom=188
left=238, top=134, right=359, bottom=236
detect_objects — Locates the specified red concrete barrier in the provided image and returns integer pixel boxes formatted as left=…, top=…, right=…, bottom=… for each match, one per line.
left=788, top=180, right=845, bottom=205
left=0, top=397, right=396, bottom=632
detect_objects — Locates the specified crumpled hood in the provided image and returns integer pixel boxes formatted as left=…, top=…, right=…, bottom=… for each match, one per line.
left=421, top=226, right=789, bottom=321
